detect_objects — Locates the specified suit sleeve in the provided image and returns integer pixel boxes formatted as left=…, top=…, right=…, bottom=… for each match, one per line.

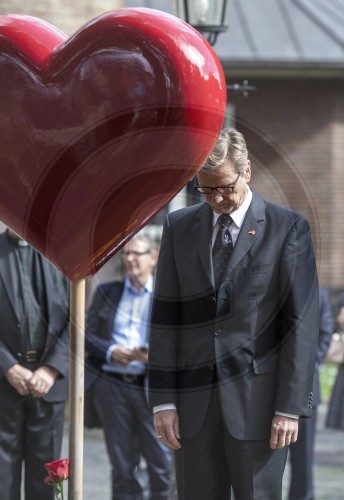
left=275, top=216, right=320, bottom=417
left=43, top=274, right=70, bottom=379
left=85, top=286, right=116, bottom=362
left=148, top=215, right=180, bottom=408
left=0, top=339, right=19, bottom=375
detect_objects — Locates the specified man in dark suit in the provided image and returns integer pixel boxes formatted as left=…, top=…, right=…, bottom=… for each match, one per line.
left=0, top=229, right=69, bottom=500
left=148, top=128, right=319, bottom=500
left=288, top=287, right=333, bottom=500
left=85, top=234, right=171, bottom=500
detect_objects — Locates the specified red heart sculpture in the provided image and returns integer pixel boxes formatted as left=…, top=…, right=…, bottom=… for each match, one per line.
left=0, top=9, right=226, bottom=280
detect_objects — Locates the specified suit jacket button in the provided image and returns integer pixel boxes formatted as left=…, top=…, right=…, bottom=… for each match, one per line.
left=215, top=330, right=222, bottom=336
left=208, top=364, right=214, bottom=371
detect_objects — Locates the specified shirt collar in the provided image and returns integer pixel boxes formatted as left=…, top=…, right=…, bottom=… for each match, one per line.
left=213, top=187, right=253, bottom=230
left=124, top=273, right=154, bottom=294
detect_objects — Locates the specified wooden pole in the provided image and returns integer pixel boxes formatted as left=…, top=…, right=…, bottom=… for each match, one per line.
left=68, top=279, right=86, bottom=500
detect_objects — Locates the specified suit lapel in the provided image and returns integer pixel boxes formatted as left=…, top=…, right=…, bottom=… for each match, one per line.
left=225, top=192, right=265, bottom=275
left=0, top=234, right=20, bottom=321
left=40, top=256, right=59, bottom=354
left=193, top=203, right=214, bottom=286
left=104, top=282, right=125, bottom=338
left=41, top=258, right=53, bottom=323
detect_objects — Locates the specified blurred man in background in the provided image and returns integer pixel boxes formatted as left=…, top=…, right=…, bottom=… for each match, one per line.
left=0, top=228, right=69, bottom=500
left=288, top=287, right=333, bottom=500
left=86, top=234, right=171, bottom=500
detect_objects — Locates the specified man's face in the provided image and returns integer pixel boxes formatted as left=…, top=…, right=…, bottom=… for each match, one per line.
left=123, top=239, right=156, bottom=283
left=197, top=160, right=251, bottom=214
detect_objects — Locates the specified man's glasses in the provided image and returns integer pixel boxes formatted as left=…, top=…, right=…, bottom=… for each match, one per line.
left=123, top=251, right=150, bottom=258
left=194, top=172, right=241, bottom=195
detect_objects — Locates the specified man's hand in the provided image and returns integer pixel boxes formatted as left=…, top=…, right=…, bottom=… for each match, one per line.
left=4, top=364, right=33, bottom=395
left=28, top=366, right=58, bottom=398
left=270, top=415, right=299, bottom=449
left=111, top=346, right=134, bottom=365
left=130, top=347, right=148, bottom=363
left=154, top=409, right=181, bottom=450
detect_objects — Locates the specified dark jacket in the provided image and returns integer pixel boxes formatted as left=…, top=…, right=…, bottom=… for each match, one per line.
left=0, top=232, right=69, bottom=405
left=84, top=281, right=125, bottom=428
left=148, top=192, right=319, bottom=440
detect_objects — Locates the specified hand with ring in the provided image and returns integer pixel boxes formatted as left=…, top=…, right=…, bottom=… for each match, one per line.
left=27, top=365, right=58, bottom=398
left=154, top=409, right=181, bottom=449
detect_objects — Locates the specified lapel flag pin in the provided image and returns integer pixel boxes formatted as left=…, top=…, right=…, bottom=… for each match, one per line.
left=248, top=230, right=256, bottom=235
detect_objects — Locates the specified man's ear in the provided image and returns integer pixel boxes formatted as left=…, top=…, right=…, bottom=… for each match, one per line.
left=244, top=160, right=251, bottom=182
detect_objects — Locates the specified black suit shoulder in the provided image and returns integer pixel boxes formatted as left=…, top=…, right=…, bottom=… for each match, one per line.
left=263, top=198, right=304, bottom=221
left=0, top=232, right=13, bottom=259
left=98, top=280, right=124, bottom=293
left=94, top=280, right=124, bottom=302
left=167, top=202, right=206, bottom=222
left=88, top=281, right=125, bottom=320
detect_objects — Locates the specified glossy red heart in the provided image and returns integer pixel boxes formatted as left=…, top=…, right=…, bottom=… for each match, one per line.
left=0, top=9, right=226, bottom=280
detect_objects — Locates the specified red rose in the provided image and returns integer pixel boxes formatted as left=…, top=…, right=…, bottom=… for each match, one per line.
left=44, top=458, right=70, bottom=484
left=44, top=459, right=69, bottom=500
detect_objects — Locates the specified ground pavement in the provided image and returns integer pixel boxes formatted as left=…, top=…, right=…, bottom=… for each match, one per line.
left=61, top=403, right=344, bottom=499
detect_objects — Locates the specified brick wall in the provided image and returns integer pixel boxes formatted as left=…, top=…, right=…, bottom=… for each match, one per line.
left=228, top=78, right=344, bottom=290
left=0, top=0, right=124, bottom=35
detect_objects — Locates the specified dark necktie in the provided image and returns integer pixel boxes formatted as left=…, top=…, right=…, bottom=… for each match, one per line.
left=212, top=214, right=233, bottom=289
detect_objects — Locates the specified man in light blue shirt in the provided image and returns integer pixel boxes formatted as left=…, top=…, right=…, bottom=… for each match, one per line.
left=102, top=271, right=153, bottom=377
left=86, top=234, right=172, bottom=500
